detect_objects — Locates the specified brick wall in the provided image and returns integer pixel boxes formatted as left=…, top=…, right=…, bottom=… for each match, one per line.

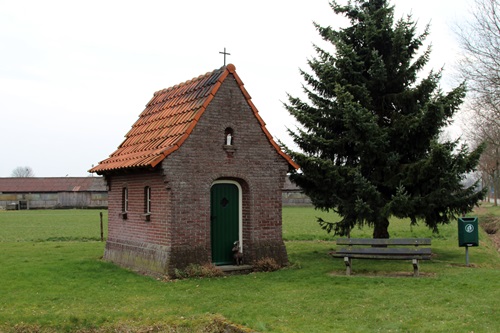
left=104, top=74, right=290, bottom=276
left=162, top=74, right=289, bottom=270
left=104, top=170, right=172, bottom=274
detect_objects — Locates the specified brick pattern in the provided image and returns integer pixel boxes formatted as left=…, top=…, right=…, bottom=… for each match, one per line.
left=104, top=170, right=174, bottom=274
left=161, top=75, right=289, bottom=270
left=106, top=170, right=169, bottom=245
left=104, top=73, right=290, bottom=276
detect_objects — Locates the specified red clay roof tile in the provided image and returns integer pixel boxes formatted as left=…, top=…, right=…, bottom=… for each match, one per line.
left=90, top=64, right=298, bottom=173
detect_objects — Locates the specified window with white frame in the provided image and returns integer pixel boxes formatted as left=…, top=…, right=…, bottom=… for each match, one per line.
left=144, top=186, right=151, bottom=214
left=122, top=187, right=128, bottom=213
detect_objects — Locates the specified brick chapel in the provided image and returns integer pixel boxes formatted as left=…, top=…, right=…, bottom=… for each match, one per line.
left=90, top=64, right=298, bottom=276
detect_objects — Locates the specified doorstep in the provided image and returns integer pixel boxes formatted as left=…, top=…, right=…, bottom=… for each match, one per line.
left=218, top=265, right=253, bottom=275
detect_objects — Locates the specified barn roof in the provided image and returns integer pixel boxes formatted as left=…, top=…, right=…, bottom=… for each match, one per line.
left=0, top=177, right=107, bottom=193
left=90, top=64, right=298, bottom=174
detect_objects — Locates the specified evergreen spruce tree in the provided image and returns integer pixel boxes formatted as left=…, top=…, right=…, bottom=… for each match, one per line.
left=285, top=0, right=485, bottom=238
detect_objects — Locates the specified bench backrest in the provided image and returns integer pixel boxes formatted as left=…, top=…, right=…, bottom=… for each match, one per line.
left=336, top=238, right=431, bottom=246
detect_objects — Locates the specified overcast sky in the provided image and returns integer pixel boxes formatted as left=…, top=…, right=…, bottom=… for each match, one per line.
left=0, top=0, right=471, bottom=177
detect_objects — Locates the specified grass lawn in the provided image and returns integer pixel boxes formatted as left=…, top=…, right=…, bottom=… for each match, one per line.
left=0, top=207, right=499, bottom=332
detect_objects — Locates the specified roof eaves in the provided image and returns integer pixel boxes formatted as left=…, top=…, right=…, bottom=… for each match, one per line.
left=150, top=146, right=178, bottom=168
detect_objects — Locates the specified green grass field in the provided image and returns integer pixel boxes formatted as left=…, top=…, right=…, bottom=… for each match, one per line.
left=0, top=207, right=499, bottom=332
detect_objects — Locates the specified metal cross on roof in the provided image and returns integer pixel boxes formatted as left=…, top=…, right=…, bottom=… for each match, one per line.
left=219, top=47, right=231, bottom=66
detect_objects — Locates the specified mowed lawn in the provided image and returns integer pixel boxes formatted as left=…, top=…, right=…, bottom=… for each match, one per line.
left=0, top=207, right=499, bottom=332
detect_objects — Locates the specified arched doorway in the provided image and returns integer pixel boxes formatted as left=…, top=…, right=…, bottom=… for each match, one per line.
left=210, top=180, right=242, bottom=265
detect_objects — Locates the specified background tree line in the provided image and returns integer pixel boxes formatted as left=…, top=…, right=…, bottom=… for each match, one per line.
left=11, top=166, right=35, bottom=177
left=457, top=0, right=500, bottom=205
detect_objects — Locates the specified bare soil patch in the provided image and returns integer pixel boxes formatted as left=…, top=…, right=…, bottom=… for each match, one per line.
left=489, top=232, right=500, bottom=252
left=473, top=206, right=500, bottom=252
left=478, top=214, right=500, bottom=253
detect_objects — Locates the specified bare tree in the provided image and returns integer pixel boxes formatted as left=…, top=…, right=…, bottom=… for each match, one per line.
left=11, top=166, right=35, bottom=177
left=472, top=118, right=500, bottom=204
left=456, top=0, right=500, bottom=205
left=456, top=0, right=500, bottom=104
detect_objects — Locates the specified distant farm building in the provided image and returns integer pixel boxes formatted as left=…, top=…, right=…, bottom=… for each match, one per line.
left=282, top=176, right=312, bottom=206
left=0, top=176, right=308, bottom=210
left=0, top=177, right=107, bottom=209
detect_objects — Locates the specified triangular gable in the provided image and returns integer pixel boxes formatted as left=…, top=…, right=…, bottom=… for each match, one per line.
left=90, top=64, right=298, bottom=174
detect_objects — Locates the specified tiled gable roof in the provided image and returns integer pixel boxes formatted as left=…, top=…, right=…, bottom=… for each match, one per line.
left=90, top=64, right=298, bottom=174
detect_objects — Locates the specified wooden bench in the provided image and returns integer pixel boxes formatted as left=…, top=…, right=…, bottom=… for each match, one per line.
left=330, top=238, right=432, bottom=277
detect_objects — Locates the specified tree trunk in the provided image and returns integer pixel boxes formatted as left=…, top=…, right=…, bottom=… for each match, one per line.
left=373, top=218, right=390, bottom=239
left=495, top=158, right=499, bottom=206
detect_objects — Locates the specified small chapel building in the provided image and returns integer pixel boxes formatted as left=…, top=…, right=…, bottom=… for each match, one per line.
left=90, top=64, right=298, bottom=276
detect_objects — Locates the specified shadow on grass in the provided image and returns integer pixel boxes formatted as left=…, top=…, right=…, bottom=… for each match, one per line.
left=328, top=270, right=437, bottom=278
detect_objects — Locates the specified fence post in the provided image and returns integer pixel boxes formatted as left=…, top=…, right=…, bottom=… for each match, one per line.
left=100, top=212, right=104, bottom=242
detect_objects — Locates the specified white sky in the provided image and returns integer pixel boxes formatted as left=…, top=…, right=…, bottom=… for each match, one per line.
left=0, top=0, right=471, bottom=177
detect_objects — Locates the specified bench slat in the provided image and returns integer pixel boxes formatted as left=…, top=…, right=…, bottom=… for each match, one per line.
left=335, top=247, right=432, bottom=255
left=336, top=238, right=431, bottom=246
left=331, top=253, right=431, bottom=260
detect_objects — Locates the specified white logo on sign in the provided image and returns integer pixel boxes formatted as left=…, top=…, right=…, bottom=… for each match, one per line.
left=465, top=224, right=474, bottom=233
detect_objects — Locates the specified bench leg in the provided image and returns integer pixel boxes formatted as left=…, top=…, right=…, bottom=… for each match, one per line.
left=412, top=259, right=419, bottom=277
left=344, top=257, right=352, bottom=275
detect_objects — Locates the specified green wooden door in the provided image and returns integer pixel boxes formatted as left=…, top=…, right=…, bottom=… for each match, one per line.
left=211, top=183, right=239, bottom=265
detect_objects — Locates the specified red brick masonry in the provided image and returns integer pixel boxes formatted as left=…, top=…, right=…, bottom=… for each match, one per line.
left=94, top=65, right=295, bottom=276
